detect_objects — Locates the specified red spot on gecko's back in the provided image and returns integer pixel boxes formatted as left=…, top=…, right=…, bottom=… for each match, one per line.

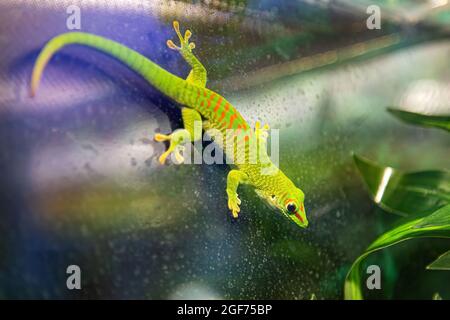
left=228, top=114, right=237, bottom=129
left=207, top=93, right=216, bottom=109
left=195, top=89, right=200, bottom=103
left=214, top=97, right=223, bottom=113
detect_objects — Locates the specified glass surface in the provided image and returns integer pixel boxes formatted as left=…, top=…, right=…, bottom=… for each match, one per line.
left=0, top=0, right=449, bottom=299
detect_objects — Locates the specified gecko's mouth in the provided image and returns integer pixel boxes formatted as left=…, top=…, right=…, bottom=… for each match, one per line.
left=280, top=208, right=309, bottom=228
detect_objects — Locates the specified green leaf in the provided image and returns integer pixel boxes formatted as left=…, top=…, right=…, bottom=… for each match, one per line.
left=354, top=155, right=450, bottom=216
left=344, top=204, right=450, bottom=300
left=387, top=108, right=450, bottom=132
left=427, top=250, right=450, bottom=271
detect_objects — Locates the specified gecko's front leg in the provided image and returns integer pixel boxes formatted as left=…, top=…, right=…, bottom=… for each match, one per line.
left=226, top=169, right=249, bottom=218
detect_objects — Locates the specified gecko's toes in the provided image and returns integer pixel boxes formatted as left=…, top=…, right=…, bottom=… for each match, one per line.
left=174, top=146, right=185, bottom=164
left=173, top=20, right=180, bottom=33
left=228, top=195, right=241, bottom=219
left=229, top=206, right=240, bottom=219
left=154, top=133, right=170, bottom=142
left=169, top=20, right=195, bottom=52
left=166, top=40, right=180, bottom=51
left=158, top=151, right=170, bottom=165
left=184, top=30, right=192, bottom=41
left=255, top=121, right=270, bottom=132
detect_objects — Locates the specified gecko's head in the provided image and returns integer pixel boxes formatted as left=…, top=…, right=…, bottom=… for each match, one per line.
left=255, top=186, right=308, bottom=229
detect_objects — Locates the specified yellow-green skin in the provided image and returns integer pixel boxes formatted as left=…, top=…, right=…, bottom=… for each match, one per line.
left=30, top=22, right=308, bottom=228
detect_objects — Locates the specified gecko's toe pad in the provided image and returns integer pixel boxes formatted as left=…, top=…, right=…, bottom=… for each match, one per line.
left=154, top=133, right=170, bottom=142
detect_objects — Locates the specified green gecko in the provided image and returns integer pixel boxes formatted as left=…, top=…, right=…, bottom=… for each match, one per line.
left=30, top=21, right=308, bottom=228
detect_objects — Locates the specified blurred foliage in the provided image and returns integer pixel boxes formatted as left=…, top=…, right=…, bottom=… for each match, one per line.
left=345, top=204, right=450, bottom=299
left=427, top=250, right=450, bottom=270
left=353, top=154, right=450, bottom=217
left=345, top=109, right=450, bottom=299
left=388, top=108, right=450, bottom=132
left=433, top=292, right=443, bottom=300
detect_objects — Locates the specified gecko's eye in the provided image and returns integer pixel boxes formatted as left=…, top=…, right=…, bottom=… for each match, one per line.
left=271, top=194, right=276, bottom=200
left=286, top=203, right=297, bottom=214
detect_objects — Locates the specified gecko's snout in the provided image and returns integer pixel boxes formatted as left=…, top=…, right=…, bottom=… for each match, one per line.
left=290, top=205, right=308, bottom=229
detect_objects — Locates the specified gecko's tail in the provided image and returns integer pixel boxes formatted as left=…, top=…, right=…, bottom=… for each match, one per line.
left=30, top=32, right=195, bottom=105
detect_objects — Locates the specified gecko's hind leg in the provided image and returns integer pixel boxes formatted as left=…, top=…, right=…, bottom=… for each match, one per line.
left=154, top=108, right=203, bottom=165
left=167, top=21, right=207, bottom=87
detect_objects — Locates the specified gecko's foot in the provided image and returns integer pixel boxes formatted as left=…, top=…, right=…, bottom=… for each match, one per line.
left=158, top=146, right=185, bottom=165
left=166, top=20, right=196, bottom=53
left=154, top=129, right=190, bottom=165
left=255, top=121, right=270, bottom=141
left=227, top=191, right=241, bottom=218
